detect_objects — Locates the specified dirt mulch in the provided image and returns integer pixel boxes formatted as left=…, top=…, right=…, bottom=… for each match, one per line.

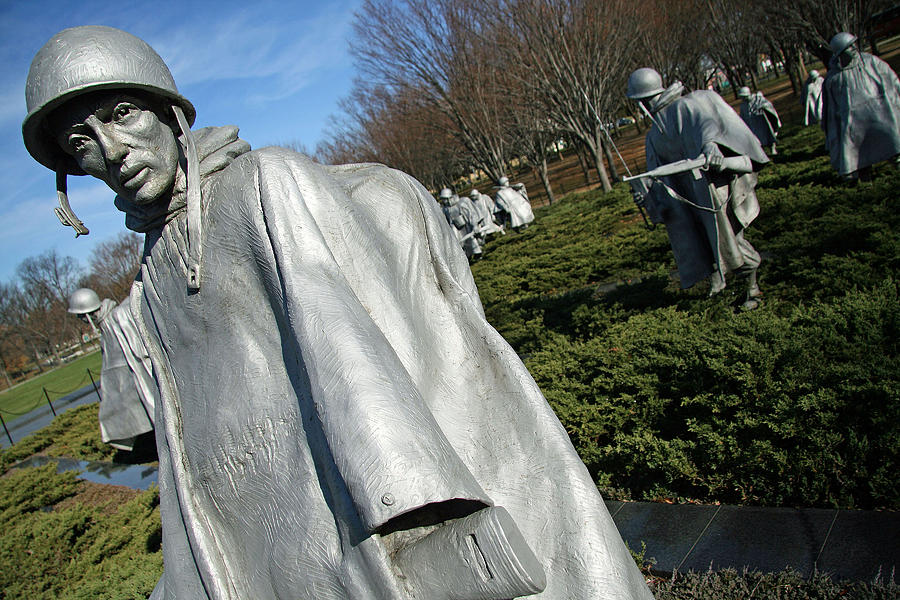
left=54, top=480, right=141, bottom=515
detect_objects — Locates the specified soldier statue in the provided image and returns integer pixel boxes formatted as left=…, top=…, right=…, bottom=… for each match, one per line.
left=822, top=32, right=900, bottom=181
left=469, top=188, right=504, bottom=238
left=25, top=26, right=651, bottom=600
left=737, top=86, right=781, bottom=155
left=438, top=187, right=483, bottom=260
left=494, top=176, right=534, bottom=231
left=68, top=287, right=156, bottom=451
left=803, top=70, right=824, bottom=126
left=626, top=68, right=770, bottom=310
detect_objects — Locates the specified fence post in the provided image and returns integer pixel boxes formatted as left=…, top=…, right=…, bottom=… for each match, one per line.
left=0, top=412, right=12, bottom=446
left=43, top=387, right=57, bottom=417
left=87, top=368, right=101, bottom=401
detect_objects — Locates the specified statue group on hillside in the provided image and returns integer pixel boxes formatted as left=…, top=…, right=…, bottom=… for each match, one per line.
left=437, top=174, right=534, bottom=260
left=24, top=25, right=651, bottom=600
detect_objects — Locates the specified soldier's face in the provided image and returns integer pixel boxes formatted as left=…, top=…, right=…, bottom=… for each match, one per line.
left=51, top=93, right=179, bottom=205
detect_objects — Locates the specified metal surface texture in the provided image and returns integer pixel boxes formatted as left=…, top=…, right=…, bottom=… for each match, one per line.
left=23, top=25, right=194, bottom=175
left=494, top=179, right=535, bottom=230
left=626, top=67, right=664, bottom=100
left=830, top=31, right=858, bottom=56
left=739, top=91, right=781, bottom=150
left=96, top=293, right=157, bottom=451
left=628, top=70, right=769, bottom=302
left=803, top=71, right=825, bottom=126
left=67, top=287, right=102, bottom=314
left=27, top=26, right=654, bottom=600
left=822, top=47, right=900, bottom=175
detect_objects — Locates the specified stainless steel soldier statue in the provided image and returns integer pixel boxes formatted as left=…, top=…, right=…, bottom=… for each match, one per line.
left=494, top=176, right=534, bottom=231
left=25, top=26, right=652, bottom=600
left=737, top=86, right=781, bottom=155
left=68, top=287, right=157, bottom=451
left=626, top=68, right=770, bottom=309
left=803, top=70, right=824, bottom=126
left=822, top=32, right=900, bottom=181
left=439, top=187, right=483, bottom=260
left=469, top=188, right=504, bottom=238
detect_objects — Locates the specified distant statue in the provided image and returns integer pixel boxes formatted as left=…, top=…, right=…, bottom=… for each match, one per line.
left=626, top=67, right=770, bottom=310
left=494, top=176, right=535, bottom=231
left=67, top=287, right=156, bottom=451
left=439, top=187, right=483, bottom=260
left=26, top=26, right=651, bottom=600
left=803, top=70, right=825, bottom=126
left=823, top=32, right=900, bottom=180
left=737, top=86, right=781, bottom=155
left=468, top=188, right=504, bottom=237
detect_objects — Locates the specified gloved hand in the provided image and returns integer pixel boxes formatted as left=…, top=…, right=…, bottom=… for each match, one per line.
left=702, top=142, right=724, bottom=172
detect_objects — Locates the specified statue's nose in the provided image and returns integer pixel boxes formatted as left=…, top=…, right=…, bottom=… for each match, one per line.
left=86, top=116, right=127, bottom=163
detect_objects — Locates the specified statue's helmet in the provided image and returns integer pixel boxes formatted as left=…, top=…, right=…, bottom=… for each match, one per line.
left=439, top=188, right=453, bottom=199
left=67, top=288, right=101, bottom=315
left=23, top=25, right=196, bottom=176
left=498, top=176, right=509, bottom=187
left=809, top=69, right=819, bottom=78
left=469, top=189, right=479, bottom=198
left=829, top=32, right=858, bottom=56
left=737, top=86, right=751, bottom=99
left=626, top=68, right=664, bottom=100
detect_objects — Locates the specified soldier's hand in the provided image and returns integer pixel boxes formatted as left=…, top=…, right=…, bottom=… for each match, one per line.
left=703, top=143, right=724, bottom=172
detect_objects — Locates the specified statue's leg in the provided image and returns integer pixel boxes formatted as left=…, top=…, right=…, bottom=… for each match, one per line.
left=735, top=233, right=762, bottom=310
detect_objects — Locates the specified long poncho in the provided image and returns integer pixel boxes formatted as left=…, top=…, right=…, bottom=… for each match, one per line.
left=644, top=85, right=769, bottom=288
left=739, top=92, right=780, bottom=147
left=130, top=127, right=651, bottom=599
left=804, top=74, right=824, bottom=125
left=494, top=186, right=534, bottom=228
left=97, top=295, right=157, bottom=450
left=823, top=52, right=900, bottom=174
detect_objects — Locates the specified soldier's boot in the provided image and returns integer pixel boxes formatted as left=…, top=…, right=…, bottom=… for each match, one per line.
left=708, top=269, right=726, bottom=297
left=393, top=506, right=546, bottom=600
left=740, top=269, right=761, bottom=311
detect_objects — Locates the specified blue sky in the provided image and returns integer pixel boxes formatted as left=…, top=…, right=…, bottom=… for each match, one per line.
left=0, top=0, right=362, bottom=282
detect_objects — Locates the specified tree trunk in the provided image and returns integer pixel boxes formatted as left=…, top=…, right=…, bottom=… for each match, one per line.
left=575, top=142, right=593, bottom=184
left=538, top=157, right=555, bottom=205
left=600, top=136, right=620, bottom=183
left=585, top=136, right=612, bottom=192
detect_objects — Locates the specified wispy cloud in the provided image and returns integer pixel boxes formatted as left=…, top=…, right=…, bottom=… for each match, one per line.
left=150, top=3, right=356, bottom=105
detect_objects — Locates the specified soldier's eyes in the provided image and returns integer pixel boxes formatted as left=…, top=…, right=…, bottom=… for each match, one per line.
left=68, top=134, right=91, bottom=153
left=112, top=103, right=136, bottom=123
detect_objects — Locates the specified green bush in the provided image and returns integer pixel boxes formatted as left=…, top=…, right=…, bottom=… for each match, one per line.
left=472, top=122, right=900, bottom=509
left=650, top=568, right=898, bottom=600
left=0, top=464, right=163, bottom=599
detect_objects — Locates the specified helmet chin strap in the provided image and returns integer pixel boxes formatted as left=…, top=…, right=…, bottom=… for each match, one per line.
left=172, top=105, right=202, bottom=291
left=637, top=98, right=665, bottom=134
left=54, top=163, right=89, bottom=236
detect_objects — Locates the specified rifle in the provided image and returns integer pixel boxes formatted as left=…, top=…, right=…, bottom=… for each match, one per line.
left=622, top=155, right=752, bottom=182
left=626, top=155, right=753, bottom=228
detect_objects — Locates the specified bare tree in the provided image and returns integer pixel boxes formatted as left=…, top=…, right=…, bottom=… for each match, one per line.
left=82, top=232, right=143, bottom=302
left=317, top=84, right=471, bottom=190
left=759, top=0, right=892, bottom=65
left=352, top=0, right=515, bottom=182
left=14, top=250, right=82, bottom=366
left=638, top=0, right=714, bottom=91
left=494, top=0, right=640, bottom=193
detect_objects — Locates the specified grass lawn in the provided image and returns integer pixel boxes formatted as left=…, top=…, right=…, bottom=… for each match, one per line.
left=0, top=351, right=101, bottom=422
